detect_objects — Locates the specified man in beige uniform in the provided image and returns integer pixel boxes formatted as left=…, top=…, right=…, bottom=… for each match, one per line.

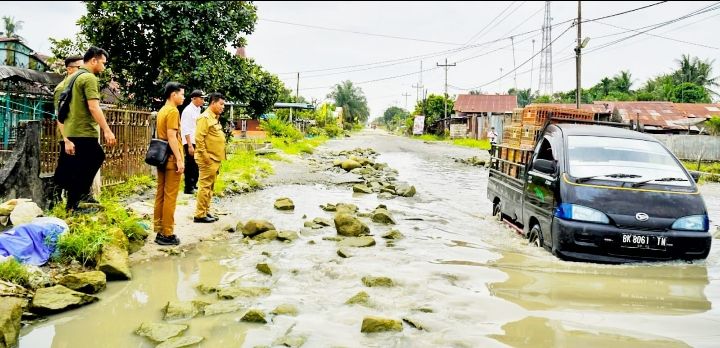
left=193, top=93, right=226, bottom=223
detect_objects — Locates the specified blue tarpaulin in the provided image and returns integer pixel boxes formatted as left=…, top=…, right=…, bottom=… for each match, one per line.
left=0, top=217, right=68, bottom=266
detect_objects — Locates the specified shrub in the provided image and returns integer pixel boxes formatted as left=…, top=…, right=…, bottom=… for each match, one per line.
left=0, top=258, right=30, bottom=286
left=306, top=126, right=325, bottom=137
left=324, top=123, right=343, bottom=138
left=260, top=118, right=303, bottom=140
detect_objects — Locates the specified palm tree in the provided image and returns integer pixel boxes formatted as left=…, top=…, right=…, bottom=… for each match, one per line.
left=612, top=70, right=633, bottom=94
left=327, top=80, right=369, bottom=125
left=673, top=54, right=718, bottom=96
left=600, top=77, right=612, bottom=97
left=2, top=16, right=24, bottom=40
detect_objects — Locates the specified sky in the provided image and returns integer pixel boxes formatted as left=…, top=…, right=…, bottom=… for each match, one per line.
left=3, top=1, right=719, bottom=119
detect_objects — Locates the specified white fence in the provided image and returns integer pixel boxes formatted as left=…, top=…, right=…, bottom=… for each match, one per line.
left=652, top=135, right=720, bottom=161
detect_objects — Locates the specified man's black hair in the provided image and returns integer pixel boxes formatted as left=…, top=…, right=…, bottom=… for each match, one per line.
left=64, top=55, right=83, bottom=67
left=83, top=46, right=109, bottom=63
left=163, top=82, right=186, bottom=100
left=208, top=92, right=225, bottom=105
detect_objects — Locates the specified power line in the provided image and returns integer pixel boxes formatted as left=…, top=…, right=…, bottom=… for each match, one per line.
left=582, top=1, right=668, bottom=23
left=259, top=18, right=464, bottom=46
left=462, top=1, right=519, bottom=46
left=592, top=19, right=719, bottom=50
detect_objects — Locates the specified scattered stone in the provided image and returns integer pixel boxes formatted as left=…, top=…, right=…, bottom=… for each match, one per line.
left=361, top=316, right=403, bottom=333
left=386, top=241, right=396, bottom=248
left=277, top=231, right=299, bottom=242
left=243, top=220, right=276, bottom=237
left=274, top=198, right=295, bottom=211
left=322, top=236, right=343, bottom=242
left=270, top=304, right=298, bottom=317
left=58, top=271, right=107, bottom=294
left=320, top=203, right=336, bottom=212
left=341, top=159, right=362, bottom=171
left=338, top=236, right=376, bottom=248
left=135, top=322, right=188, bottom=342
left=196, top=284, right=220, bottom=294
left=0, top=297, right=25, bottom=348
left=381, top=230, right=405, bottom=240
left=334, top=213, right=370, bottom=237
left=312, top=217, right=333, bottom=227
left=235, top=221, right=245, bottom=233
left=156, top=335, right=204, bottom=348
left=30, top=285, right=99, bottom=315
left=307, top=240, right=316, bottom=245
left=222, top=223, right=235, bottom=233
left=163, top=301, right=209, bottom=320
left=345, top=291, right=370, bottom=306
left=9, top=201, right=43, bottom=226
left=253, top=230, right=278, bottom=241
left=332, top=159, right=342, bottom=167
left=337, top=248, right=352, bottom=258
left=413, top=307, right=434, bottom=313
left=402, top=317, right=427, bottom=331
left=240, top=309, right=267, bottom=324
left=357, top=212, right=372, bottom=218
left=96, top=243, right=132, bottom=281
left=273, top=335, right=307, bottom=348
left=352, top=184, right=373, bottom=194
left=395, top=184, right=416, bottom=197
left=203, top=302, right=243, bottom=316
left=303, top=221, right=324, bottom=229
left=256, top=263, right=272, bottom=276
left=371, top=208, right=396, bottom=225
left=217, top=287, right=270, bottom=300
left=362, top=276, right=394, bottom=287
left=0, top=280, right=31, bottom=298
left=335, top=203, right=358, bottom=214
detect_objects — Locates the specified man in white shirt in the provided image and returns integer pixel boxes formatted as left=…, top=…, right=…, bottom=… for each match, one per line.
left=180, top=90, right=205, bottom=194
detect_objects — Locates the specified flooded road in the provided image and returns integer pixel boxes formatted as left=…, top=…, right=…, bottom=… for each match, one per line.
left=20, top=130, right=720, bottom=347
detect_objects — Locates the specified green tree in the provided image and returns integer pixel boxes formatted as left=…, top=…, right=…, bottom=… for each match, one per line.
left=382, top=106, right=409, bottom=129
left=77, top=1, right=281, bottom=115
left=47, top=37, right=90, bottom=74
left=508, top=88, right=532, bottom=107
left=612, top=70, right=633, bottom=94
left=412, top=94, right=453, bottom=131
left=2, top=16, right=23, bottom=40
left=533, top=95, right=552, bottom=103
left=327, top=80, right=369, bottom=125
left=670, top=82, right=711, bottom=103
left=673, top=54, right=718, bottom=96
left=704, top=116, right=720, bottom=135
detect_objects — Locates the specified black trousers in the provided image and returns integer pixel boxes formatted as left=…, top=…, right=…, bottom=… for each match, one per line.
left=54, top=137, right=105, bottom=210
left=183, top=143, right=199, bottom=191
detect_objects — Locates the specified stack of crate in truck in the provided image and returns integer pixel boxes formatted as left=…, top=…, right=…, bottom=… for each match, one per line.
left=496, top=106, right=595, bottom=179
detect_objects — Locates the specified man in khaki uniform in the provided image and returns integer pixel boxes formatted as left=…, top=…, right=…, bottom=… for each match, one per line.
left=193, top=93, right=226, bottom=223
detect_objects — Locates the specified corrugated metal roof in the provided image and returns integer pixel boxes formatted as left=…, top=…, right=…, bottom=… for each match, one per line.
left=453, top=94, right=517, bottom=113
left=673, top=103, right=720, bottom=118
left=0, top=65, right=62, bottom=85
left=594, top=101, right=689, bottom=130
left=530, top=103, right=612, bottom=113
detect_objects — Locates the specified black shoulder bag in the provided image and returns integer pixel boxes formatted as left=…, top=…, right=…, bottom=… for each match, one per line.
left=144, top=118, right=170, bottom=168
left=57, top=71, right=87, bottom=123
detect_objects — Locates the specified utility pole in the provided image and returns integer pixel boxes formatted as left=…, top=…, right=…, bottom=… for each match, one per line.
left=511, top=36, right=517, bottom=91
left=401, top=92, right=411, bottom=111
left=530, top=39, right=536, bottom=96
left=412, top=61, right=424, bottom=106
left=574, top=1, right=581, bottom=109
left=437, top=58, right=456, bottom=132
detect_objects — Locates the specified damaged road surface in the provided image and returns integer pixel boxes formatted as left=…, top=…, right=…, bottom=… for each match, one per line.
left=19, top=130, right=720, bottom=347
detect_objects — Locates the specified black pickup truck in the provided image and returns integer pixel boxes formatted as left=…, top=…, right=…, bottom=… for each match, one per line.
left=487, top=122, right=712, bottom=263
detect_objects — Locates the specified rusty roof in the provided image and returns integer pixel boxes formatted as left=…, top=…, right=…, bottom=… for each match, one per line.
left=454, top=94, right=517, bottom=113
left=673, top=103, right=720, bottom=118
left=592, top=101, right=720, bottom=130
left=529, top=103, right=613, bottom=113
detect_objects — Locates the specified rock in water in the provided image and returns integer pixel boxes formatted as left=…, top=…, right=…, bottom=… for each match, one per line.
left=362, top=276, right=394, bottom=287
left=341, top=159, right=362, bottom=171
left=337, top=248, right=352, bottom=258
left=352, top=185, right=373, bottom=194
left=58, top=271, right=107, bottom=294
left=243, top=220, right=276, bottom=237
left=270, top=304, right=298, bottom=316
left=156, top=336, right=204, bottom=348
left=274, top=198, right=295, bottom=211
left=395, top=184, right=417, bottom=197
left=381, top=230, right=405, bottom=240
left=338, top=236, right=376, bottom=248
left=256, top=263, right=272, bottom=276
left=134, top=322, right=188, bottom=342
left=217, top=287, right=270, bottom=300
left=252, top=230, right=278, bottom=241
left=334, top=213, right=370, bottom=237
left=0, top=297, right=25, bottom=348
left=162, top=301, right=209, bottom=320
left=371, top=208, right=396, bottom=225
left=277, top=230, right=299, bottom=242
left=361, top=316, right=403, bottom=333
left=30, top=285, right=99, bottom=315
left=96, top=243, right=132, bottom=280
left=345, top=291, right=370, bottom=306
left=240, top=309, right=267, bottom=323
left=203, top=302, right=243, bottom=316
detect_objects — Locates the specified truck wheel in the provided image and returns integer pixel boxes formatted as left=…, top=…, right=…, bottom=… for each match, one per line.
left=528, top=224, right=543, bottom=248
left=493, top=203, right=502, bottom=222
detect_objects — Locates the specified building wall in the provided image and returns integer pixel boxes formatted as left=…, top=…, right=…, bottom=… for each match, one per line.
left=0, top=41, right=48, bottom=71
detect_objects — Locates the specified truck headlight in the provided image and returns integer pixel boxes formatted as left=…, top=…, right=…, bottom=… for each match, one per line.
left=671, top=215, right=709, bottom=231
left=554, top=203, right=610, bottom=224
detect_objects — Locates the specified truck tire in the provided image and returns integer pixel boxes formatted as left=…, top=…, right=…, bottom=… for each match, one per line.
left=528, top=224, right=543, bottom=248
left=493, top=202, right=502, bottom=222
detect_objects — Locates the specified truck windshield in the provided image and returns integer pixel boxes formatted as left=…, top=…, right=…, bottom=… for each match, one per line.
left=567, top=135, right=690, bottom=187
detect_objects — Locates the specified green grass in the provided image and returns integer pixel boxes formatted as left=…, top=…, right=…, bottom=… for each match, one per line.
left=0, top=258, right=30, bottom=286
left=102, top=175, right=156, bottom=200
left=451, top=138, right=491, bottom=150
left=681, top=160, right=720, bottom=183
left=215, top=150, right=274, bottom=195
left=270, top=136, right=329, bottom=155
left=413, top=134, right=445, bottom=142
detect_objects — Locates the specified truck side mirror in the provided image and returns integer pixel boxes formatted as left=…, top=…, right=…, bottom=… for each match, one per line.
left=689, top=170, right=701, bottom=182
left=533, top=159, right=556, bottom=175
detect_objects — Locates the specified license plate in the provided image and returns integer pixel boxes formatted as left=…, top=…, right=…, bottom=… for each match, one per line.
left=621, top=234, right=668, bottom=250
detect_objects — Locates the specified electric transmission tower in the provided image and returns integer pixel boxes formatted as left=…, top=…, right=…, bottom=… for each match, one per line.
left=538, top=1, right=553, bottom=96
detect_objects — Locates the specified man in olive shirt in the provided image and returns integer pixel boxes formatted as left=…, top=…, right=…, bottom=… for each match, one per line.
left=54, top=47, right=116, bottom=212
left=53, top=55, right=85, bottom=201
left=154, top=82, right=186, bottom=245
left=193, top=93, right=226, bottom=223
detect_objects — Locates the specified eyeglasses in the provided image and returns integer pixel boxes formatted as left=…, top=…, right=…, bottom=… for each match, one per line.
left=68, top=65, right=81, bottom=68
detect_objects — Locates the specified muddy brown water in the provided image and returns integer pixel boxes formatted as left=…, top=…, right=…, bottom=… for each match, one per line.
left=20, top=131, right=720, bottom=347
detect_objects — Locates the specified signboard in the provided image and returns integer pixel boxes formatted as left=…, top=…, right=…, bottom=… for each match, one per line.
left=413, top=115, right=425, bottom=135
